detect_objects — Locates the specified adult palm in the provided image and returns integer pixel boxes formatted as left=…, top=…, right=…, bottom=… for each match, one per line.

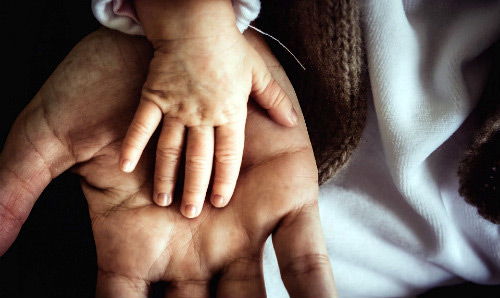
left=0, top=29, right=335, bottom=297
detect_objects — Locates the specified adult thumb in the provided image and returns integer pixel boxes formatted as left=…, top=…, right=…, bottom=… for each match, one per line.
left=0, top=97, right=75, bottom=255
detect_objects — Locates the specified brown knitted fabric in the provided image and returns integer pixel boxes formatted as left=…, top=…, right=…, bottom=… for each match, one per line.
left=458, top=42, right=500, bottom=224
left=257, top=0, right=368, bottom=184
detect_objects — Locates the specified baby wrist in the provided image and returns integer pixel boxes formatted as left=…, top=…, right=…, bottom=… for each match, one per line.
left=91, top=0, right=261, bottom=36
left=134, top=0, right=237, bottom=41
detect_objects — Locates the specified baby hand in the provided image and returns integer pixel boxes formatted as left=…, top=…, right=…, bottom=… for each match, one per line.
left=120, top=0, right=297, bottom=218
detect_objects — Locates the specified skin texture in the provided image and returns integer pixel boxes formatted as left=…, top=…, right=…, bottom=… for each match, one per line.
left=123, top=0, right=297, bottom=218
left=0, top=28, right=337, bottom=297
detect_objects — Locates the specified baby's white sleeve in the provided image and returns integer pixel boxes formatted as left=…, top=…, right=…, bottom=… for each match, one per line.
left=232, top=0, right=260, bottom=32
left=91, top=0, right=261, bottom=36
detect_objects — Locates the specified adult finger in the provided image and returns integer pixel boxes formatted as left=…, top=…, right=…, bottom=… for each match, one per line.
left=164, top=280, right=210, bottom=298
left=96, top=270, right=148, bottom=298
left=182, top=126, right=214, bottom=218
left=154, top=118, right=185, bottom=207
left=272, top=204, right=337, bottom=298
left=250, top=51, right=297, bottom=128
left=210, top=121, right=245, bottom=208
left=216, top=256, right=266, bottom=298
left=0, top=103, right=75, bottom=255
left=120, top=99, right=162, bottom=173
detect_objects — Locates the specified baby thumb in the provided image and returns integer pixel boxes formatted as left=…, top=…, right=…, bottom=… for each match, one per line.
left=251, top=54, right=298, bottom=128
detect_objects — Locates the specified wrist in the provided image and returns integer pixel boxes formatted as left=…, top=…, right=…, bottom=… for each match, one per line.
left=133, top=0, right=237, bottom=41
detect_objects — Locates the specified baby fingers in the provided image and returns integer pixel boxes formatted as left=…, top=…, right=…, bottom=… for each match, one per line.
left=210, top=121, right=245, bottom=208
left=120, top=100, right=162, bottom=173
left=154, top=118, right=185, bottom=207
left=155, top=121, right=244, bottom=217
left=182, top=126, right=214, bottom=218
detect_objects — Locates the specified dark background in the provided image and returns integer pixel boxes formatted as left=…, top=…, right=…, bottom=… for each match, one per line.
left=0, top=1, right=498, bottom=297
left=1, top=1, right=99, bottom=296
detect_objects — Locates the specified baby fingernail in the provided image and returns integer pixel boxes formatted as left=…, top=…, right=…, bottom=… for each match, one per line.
left=121, top=159, right=133, bottom=172
left=289, top=108, right=298, bottom=125
left=157, top=193, right=171, bottom=206
left=212, top=194, right=225, bottom=207
left=184, top=204, right=197, bottom=218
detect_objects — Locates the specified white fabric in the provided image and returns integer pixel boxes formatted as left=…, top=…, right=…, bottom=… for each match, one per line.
left=262, top=0, right=500, bottom=297
left=92, top=0, right=144, bottom=35
left=91, top=0, right=260, bottom=35
left=231, top=0, right=260, bottom=33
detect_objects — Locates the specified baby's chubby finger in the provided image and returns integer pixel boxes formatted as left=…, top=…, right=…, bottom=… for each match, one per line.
left=154, top=118, right=185, bottom=207
left=211, top=121, right=245, bottom=208
left=182, top=126, right=214, bottom=218
left=250, top=52, right=298, bottom=128
left=120, top=100, right=162, bottom=173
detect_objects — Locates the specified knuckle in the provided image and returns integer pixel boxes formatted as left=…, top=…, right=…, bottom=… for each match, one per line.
left=155, top=172, right=176, bottom=184
left=156, top=146, right=181, bottom=161
left=268, top=82, right=288, bottom=109
left=183, top=185, right=206, bottom=196
left=129, top=120, right=153, bottom=139
left=169, top=279, right=209, bottom=289
left=222, top=257, right=262, bottom=281
left=186, top=155, right=211, bottom=172
left=213, top=176, right=236, bottom=187
left=281, top=253, right=331, bottom=278
left=141, top=86, right=169, bottom=102
left=253, top=72, right=272, bottom=97
left=254, top=75, right=288, bottom=110
left=215, top=148, right=241, bottom=165
left=0, top=200, right=26, bottom=228
left=221, top=105, right=242, bottom=121
left=257, top=71, right=273, bottom=92
left=122, top=139, right=144, bottom=152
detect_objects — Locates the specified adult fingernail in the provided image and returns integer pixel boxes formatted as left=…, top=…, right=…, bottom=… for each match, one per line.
left=157, top=193, right=171, bottom=206
left=184, top=204, right=197, bottom=218
left=289, top=108, right=298, bottom=126
left=121, top=159, right=133, bottom=172
left=212, top=194, right=224, bottom=207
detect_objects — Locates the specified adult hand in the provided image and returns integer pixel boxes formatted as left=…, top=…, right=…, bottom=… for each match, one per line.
left=0, top=28, right=336, bottom=297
